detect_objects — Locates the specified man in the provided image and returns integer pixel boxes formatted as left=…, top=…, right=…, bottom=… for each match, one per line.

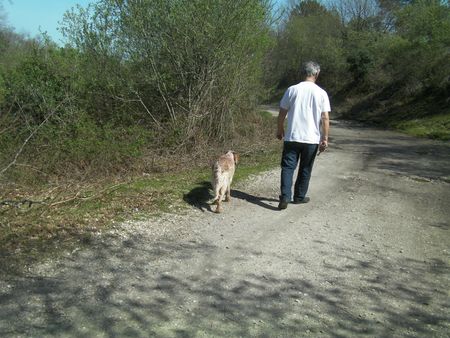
left=276, top=61, right=330, bottom=210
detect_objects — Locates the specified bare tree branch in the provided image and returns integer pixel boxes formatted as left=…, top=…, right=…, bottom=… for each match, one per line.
left=0, top=96, right=69, bottom=177
left=149, top=57, right=177, bottom=122
left=133, top=90, right=163, bottom=129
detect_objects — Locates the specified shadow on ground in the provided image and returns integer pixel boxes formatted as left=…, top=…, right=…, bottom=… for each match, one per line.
left=0, top=232, right=449, bottom=337
left=183, top=183, right=280, bottom=213
left=332, top=122, right=450, bottom=181
left=231, top=190, right=279, bottom=211
left=183, top=181, right=214, bottom=212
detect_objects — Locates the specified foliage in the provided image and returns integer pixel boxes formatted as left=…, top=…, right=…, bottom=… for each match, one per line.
left=389, top=0, right=450, bottom=95
left=2, top=42, right=76, bottom=122
left=268, top=0, right=449, bottom=135
left=267, top=0, right=346, bottom=92
left=0, top=0, right=273, bottom=184
left=60, top=0, right=273, bottom=141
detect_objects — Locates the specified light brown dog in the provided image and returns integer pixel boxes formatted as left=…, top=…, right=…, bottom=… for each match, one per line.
left=212, top=150, right=239, bottom=213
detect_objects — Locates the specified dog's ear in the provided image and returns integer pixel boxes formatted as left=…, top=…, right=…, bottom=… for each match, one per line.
left=233, top=152, right=240, bottom=165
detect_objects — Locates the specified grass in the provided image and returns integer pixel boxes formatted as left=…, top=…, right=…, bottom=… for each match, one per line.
left=258, top=110, right=275, bottom=119
left=394, top=113, right=450, bottom=141
left=0, top=118, right=281, bottom=274
left=336, top=90, right=450, bottom=142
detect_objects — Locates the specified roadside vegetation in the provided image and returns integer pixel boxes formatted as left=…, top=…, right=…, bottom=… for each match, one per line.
left=265, top=0, right=449, bottom=139
left=0, top=125, right=281, bottom=273
left=0, top=0, right=449, bottom=271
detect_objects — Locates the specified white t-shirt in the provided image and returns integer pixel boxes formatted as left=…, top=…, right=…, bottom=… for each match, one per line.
left=280, top=81, right=331, bottom=144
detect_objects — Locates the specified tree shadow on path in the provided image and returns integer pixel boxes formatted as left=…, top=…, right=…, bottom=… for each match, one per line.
left=333, top=121, right=450, bottom=181
left=1, top=234, right=449, bottom=337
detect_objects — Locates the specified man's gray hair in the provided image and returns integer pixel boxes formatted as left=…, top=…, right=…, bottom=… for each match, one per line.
left=302, top=61, right=320, bottom=77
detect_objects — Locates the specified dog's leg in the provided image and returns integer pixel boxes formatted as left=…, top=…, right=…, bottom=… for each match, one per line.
left=225, top=173, right=234, bottom=202
left=213, top=195, right=223, bottom=213
left=215, top=199, right=223, bottom=213
left=212, top=176, right=220, bottom=209
left=215, top=186, right=225, bottom=213
left=225, top=181, right=231, bottom=202
left=214, top=196, right=223, bottom=213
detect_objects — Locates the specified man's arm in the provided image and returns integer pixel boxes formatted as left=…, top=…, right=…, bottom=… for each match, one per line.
left=277, top=108, right=288, bottom=140
left=319, top=111, right=330, bottom=152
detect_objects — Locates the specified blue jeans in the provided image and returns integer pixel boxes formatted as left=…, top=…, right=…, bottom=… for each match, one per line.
left=280, top=141, right=318, bottom=201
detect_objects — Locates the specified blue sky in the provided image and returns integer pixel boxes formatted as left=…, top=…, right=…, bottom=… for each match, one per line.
left=2, top=0, right=95, bottom=43
left=2, top=0, right=287, bottom=44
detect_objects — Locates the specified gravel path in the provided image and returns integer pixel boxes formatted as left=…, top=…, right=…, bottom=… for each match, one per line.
left=1, top=120, right=449, bottom=337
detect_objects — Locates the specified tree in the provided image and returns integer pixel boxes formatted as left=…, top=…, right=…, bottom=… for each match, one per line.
left=331, top=0, right=380, bottom=30
left=290, top=0, right=329, bottom=17
left=389, top=0, right=450, bottom=95
left=270, top=0, right=346, bottom=92
left=60, top=0, right=273, bottom=142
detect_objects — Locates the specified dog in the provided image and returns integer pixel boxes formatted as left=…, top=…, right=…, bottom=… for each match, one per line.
left=212, top=150, right=239, bottom=213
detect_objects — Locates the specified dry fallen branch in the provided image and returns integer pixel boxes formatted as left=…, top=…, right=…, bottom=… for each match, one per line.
left=0, top=199, right=47, bottom=208
left=48, top=183, right=124, bottom=208
left=48, top=190, right=82, bottom=207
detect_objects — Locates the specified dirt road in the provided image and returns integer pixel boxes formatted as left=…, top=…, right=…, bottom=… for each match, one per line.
left=1, top=120, right=449, bottom=337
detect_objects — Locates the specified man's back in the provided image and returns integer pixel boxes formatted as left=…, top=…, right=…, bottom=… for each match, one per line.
left=280, top=81, right=330, bottom=144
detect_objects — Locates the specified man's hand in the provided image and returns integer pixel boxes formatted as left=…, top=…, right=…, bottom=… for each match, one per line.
left=276, top=129, right=284, bottom=140
left=319, top=111, right=330, bottom=155
left=318, top=139, right=328, bottom=154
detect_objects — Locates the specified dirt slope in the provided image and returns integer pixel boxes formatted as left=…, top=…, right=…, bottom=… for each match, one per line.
left=1, top=120, right=449, bottom=337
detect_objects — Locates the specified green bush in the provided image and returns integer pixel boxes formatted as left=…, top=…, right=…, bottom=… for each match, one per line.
left=36, top=111, right=154, bottom=174
left=2, top=42, right=77, bottom=123
left=0, top=109, right=155, bottom=182
left=60, top=0, right=273, bottom=141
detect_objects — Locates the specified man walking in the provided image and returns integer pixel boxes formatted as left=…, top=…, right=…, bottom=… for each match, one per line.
left=277, top=61, right=330, bottom=210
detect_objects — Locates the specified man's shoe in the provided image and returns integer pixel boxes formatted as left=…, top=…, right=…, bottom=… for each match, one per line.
left=278, top=198, right=289, bottom=210
left=292, top=197, right=310, bottom=204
